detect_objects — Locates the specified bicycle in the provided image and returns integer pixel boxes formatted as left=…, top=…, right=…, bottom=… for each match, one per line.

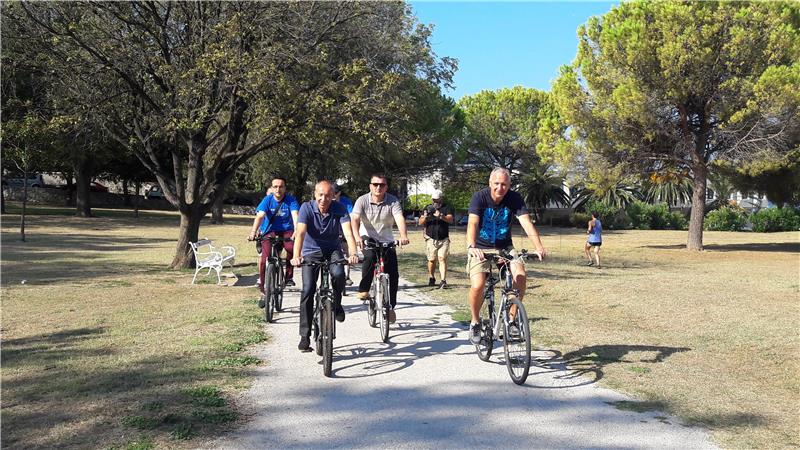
left=474, top=249, right=533, bottom=385
left=362, top=240, right=397, bottom=343
left=302, top=256, right=349, bottom=377
left=251, top=234, right=292, bottom=323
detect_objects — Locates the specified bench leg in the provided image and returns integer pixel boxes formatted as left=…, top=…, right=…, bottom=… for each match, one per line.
left=215, top=266, right=222, bottom=284
left=192, top=268, right=201, bottom=284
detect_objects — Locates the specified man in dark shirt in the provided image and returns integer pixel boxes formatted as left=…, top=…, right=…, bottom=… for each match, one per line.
left=291, top=180, right=359, bottom=352
left=418, top=190, right=454, bottom=289
left=465, top=168, right=547, bottom=345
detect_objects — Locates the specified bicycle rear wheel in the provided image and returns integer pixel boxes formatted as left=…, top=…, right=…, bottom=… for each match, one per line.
left=502, top=296, right=531, bottom=385
left=264, top=263, right=276, bottom=323
left=476, top=294, right=494, bottom=361
left=379, top=276, right=390, bottom=343
left=274, top=263, right=284, bottom=312
left=367, top=283, right=377, bottom=328
left=322, top=300, right=334, bottom=377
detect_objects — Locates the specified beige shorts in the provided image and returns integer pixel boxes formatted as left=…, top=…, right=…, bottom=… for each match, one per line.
left=465, top=248, right=525, bottom=278
left=425, top=238, right=450, bottom=261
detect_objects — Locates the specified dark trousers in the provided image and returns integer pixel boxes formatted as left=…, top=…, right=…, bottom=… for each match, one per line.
left=358, top=246, right=399, bottom=309
left=260, top=230, right=294, bottom=282
left=299, top=250, right=345, bottom=338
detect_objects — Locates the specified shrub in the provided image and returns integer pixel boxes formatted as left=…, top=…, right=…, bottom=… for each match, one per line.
left=750, top=208, right=800, bottom=232
left=626, top=201, right=651, bottom=230
left=667, top=211, right=688, bottom=230
left=584, top=200, right=631, bottom=229
left=627, top=201, right=688, bottom=230
left=705, top=206, right=747, bottom=231
left=570, top=212, right=591, bottom=228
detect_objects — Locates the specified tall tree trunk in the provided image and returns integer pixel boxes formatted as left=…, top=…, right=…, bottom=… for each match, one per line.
left=122, top=179, right=131, bottom=206
left=20, top=165, right=28, bottom=242
left=133, top=180, right=140, bottom=218
left=170, top=206, right=205, bottom=269
left=211, top=194, right=224, bottom=224
left=63, top=173, right=75, bottom=206
left=74, top=158, right=92, bottom=217
left=687, top=162, right=708, bottom=251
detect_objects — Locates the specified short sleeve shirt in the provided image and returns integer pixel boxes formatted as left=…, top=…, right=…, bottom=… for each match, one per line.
left=338, top=195, right=354, bottom=214
left=297, top=200, right=350, bottom=255
left=468, top=188, right=528, bottom=249
left=256, top=194, right=300, bottom=234
left=422, top=202, right=453, bottom=240
left=352, top=193, right=403, bottom=243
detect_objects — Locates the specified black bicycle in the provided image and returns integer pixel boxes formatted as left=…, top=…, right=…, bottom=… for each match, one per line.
left=362, top=240, right=397, bottom=343
left=252, top=234, right=291, bottom=323
left=475, top=249, right=533, bottom=385
left=302, top=257, right=348, bottom=377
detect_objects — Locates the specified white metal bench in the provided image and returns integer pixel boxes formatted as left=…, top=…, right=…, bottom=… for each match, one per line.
left=190, top=238, right=236, bottom=284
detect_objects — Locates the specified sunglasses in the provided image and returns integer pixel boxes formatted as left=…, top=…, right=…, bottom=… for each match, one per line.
left=371, top=182, right=387, bottom=187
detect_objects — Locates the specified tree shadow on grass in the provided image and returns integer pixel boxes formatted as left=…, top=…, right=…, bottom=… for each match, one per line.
left=2, top=232, right=175, bottom=286
left=1, top=326, right=253, bottom=449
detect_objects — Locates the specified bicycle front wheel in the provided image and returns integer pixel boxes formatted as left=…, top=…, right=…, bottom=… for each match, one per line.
left=274, top=263, right=284, bottom=312
left=379, top=276, right=390, bottom=343
left=322, top=300, right=334, bottom=377
left=502, top=296, right=531, bottom=385
left=264, top=263, right=276, bottom=323
left=314, top=295, right=324, bottom=356
left=476, top=294, right=494, bottom=362
left=367, top=283, right=377, bottom=328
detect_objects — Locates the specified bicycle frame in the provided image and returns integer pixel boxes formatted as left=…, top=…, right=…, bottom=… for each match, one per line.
left=363, top=240, right=396, bottom=309
left=484, top=254, right=521, bottom=341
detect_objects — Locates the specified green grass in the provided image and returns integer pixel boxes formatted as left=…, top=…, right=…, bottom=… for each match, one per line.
left=2, top=204, right=798, bottom=449
left=397, top=221, right=800, bottom=450
left=1, top=206, right=262, bottom=449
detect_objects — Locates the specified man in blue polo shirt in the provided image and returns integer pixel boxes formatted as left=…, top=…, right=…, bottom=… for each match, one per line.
left=291, top=180, right=359, bottom=352
left=332, top=183, right=355, bottom=286
left=248, top=177, right=300, bottom=292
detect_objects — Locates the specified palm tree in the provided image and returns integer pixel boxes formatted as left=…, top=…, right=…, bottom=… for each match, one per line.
left=517, top=165, right=570, bottom=221
left=642, top=169, right=693, bottom=207
left=571, top=164, right=641, bottom=210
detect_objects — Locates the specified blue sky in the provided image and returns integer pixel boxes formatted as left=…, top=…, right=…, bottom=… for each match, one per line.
left=410, top=1, right=617, bottom=101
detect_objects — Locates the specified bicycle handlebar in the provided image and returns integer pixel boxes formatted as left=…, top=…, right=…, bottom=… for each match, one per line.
left=250, top=235, right=293, bottom=243
left=482, top=249, right=537, bottom=262
left=299, top=258, right=351, bottom=267
left=361, top=240, right=398, bottom=249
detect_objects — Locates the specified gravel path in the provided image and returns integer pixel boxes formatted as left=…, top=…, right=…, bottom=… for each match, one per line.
left=205, top=267, right=716, bottom=449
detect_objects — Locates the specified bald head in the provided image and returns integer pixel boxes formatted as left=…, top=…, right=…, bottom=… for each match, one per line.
left=315, top=180, right=334, bottom=213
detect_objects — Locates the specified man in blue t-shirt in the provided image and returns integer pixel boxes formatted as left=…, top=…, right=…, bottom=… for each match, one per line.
left=332, top=183, right=355, bottom=286
left=248, top=177, right=300, bottom=292
left=465, top=168, right=547, bottom=345
left=291, top=180, right=360, bottom=352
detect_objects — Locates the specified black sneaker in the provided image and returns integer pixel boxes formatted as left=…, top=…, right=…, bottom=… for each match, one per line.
left=298, top=336, right=311, bottom=352
left=285, top=278, right=296, bottom=287
left=258, top=295, right=266, bottom=309
left=335, top=306, right=346, bottom=323
left=469, top=322, right=482, bottom=345
left=428, top=277, right=436, bottom=286
left=586, top=260, right=594, bottom=266
left=439, top=280, right=448, bottom=290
